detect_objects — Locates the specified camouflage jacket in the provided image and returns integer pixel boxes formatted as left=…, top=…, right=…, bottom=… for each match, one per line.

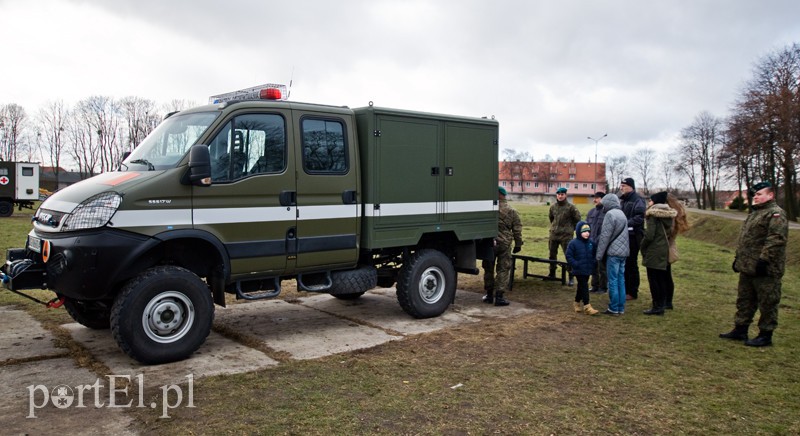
left=549, top=200, right=581, bottom=241
left=497, top=199, right=523, bottom=249
left=734, top=199, right=788, bottom=277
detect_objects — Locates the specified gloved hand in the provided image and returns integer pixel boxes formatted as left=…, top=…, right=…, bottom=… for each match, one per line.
left=755, top=260, right=769, bottom=277
left=513, top=246, right=522, bottom=254
left=732, top=258, right=739, bottom=273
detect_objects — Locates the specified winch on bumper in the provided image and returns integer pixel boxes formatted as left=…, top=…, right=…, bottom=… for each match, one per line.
left=2, top=229, right=156, bottom=301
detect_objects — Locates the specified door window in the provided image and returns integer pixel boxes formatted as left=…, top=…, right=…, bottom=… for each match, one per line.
left=209, top=114, right=286, bottom=182
left=301, top=118, right=348, bottom=174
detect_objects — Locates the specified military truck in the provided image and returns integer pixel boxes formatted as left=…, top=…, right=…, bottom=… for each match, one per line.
left=0, top=161, right=40, bottom=217
left=1, top=84, right=499, bottom=364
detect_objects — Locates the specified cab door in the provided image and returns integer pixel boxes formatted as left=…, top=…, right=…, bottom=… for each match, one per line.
left=192, top=110, right=296, bottom=278
left=292, top=109, right=359, bottom=271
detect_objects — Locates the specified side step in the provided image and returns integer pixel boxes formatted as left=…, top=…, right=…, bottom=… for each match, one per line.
left=297, top=271, right=333, bottom=292
left=235, top=277, right=281, bottom=300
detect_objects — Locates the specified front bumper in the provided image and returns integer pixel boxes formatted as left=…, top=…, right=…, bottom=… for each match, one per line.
left=2, top=228, right=156, bottom=301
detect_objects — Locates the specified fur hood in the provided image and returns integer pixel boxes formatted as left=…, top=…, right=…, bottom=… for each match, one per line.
left=646, top=203, right=677, bottom=219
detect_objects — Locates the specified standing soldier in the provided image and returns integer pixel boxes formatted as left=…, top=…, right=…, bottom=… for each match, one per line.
left=720, top=182, right=788, bottom=347
left=482, top=187, right=523, bottom=306
left=548, top=187, right=582, bottom=285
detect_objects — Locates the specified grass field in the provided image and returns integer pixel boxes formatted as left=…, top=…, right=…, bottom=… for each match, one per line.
left=1, top=202, right=799, bottom=434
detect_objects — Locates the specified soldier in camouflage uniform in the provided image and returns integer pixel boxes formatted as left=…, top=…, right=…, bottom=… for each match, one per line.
left=482, top=187, right=523, bottom=306
left=720, top=182, right=788, bottom=347
left=548, top=187, right=582, bottom=285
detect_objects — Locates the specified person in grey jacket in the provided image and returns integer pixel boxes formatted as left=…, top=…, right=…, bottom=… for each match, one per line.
left=586, top=191, right=607, bottom=293
left=595, top=194, right=630, bottom=315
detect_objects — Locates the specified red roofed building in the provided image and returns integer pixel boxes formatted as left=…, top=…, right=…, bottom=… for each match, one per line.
left=499, top=160, right=606, bottom=204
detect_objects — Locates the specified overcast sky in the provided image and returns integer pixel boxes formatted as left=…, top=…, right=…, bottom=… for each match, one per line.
left=2, top=0, right=799, bottom=161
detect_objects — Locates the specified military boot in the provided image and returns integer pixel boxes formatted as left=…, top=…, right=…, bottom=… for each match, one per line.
left=482, top=292, right=494, bottom=304
left=494, top=294, right=510, bottom=306
left=745, top=330, right=773, bottom=347
left=719, top=325, right=749, bottom=341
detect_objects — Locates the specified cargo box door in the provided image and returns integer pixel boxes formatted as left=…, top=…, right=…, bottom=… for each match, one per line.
left=372, top=116, right=440, bottom=228
left=442, top=123, right=498, bottom=223
left=15, top=163, right=39, bottom=201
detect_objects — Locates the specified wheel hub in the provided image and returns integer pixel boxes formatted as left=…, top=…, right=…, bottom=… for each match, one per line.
left=142, top=291, right=195, bottom=343
left=418, top=267, right=444, bottom=303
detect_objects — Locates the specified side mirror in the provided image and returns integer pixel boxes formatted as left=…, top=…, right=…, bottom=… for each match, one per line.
left=185, top=145, right=211, bottom=186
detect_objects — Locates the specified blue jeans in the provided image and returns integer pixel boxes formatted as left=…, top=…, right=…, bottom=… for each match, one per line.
left=606, top=256, right=627, bottom=313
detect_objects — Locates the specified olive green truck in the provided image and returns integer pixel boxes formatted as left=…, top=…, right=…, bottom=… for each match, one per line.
left=1, top=85, right=499, bottom=364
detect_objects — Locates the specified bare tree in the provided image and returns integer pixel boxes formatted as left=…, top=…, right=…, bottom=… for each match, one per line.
left=678, top=111, right=724, bottom=209
left=502, top=148, right=533, bottom=162
left=660, top=149, right=680, bottom=191
left=605, top=154, right=628, bottom=192
left=630, top=147, right=657, bottom=196
left=37, top=100, right=70, bottom=187
left=0, top=103, right=28, bottom=161
left=120, top=96, right=160, bottom=152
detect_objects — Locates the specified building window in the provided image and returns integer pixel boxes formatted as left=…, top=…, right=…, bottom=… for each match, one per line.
left=583, top=184, right=588, bottom=188
left=569, top=174, right=575, bottom=180
left=526, top=182, right=531, bottom=187
left=574, top=184, right=578, bottom=189
left=535, top=182, right=539, bottom=188
left=591, top=183, right=596, bottom=189
left=502, top=181, right=507, bottom=187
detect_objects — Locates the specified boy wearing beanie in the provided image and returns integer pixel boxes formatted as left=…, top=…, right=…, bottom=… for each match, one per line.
left=566, top=221, right=599, bottom=315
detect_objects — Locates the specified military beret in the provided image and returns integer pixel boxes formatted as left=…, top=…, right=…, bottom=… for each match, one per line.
left=498, top=186, right=507, bottom=196
left=556, top=187, right=568, bottom=194
left=752, top=181, right=771, bottom=192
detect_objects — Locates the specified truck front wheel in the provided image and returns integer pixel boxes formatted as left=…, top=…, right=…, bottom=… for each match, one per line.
left=396, top=249, right=456, bottom=319
left=110, top=266, right=214, bottom=364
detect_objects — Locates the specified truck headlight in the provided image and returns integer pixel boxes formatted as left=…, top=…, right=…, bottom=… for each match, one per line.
left=61, top=192, right=122, bottom=231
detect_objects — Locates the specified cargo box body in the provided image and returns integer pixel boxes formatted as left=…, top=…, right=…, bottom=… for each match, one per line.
left=353, top=106, right=499, bottom=250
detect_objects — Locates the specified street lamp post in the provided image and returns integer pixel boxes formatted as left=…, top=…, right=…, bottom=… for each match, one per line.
left=587, top=134, right=607, bottom=191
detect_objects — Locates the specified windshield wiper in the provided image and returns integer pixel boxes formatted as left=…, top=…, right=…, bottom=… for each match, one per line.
left=129, top=159, right=155, bottom=171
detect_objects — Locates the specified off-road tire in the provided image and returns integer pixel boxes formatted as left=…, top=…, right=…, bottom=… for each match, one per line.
left=0, top=201, right=13, bottom=217
left=110, top=265, right=214, bottom=365
left=63, top=298, right=112, bottom=330
left=329, top=265, right=377, bottom=300
left=396, top=249, right=456, bottom=318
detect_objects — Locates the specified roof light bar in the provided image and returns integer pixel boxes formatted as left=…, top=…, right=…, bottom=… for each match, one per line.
left=209, top=83, right=288, bottom=104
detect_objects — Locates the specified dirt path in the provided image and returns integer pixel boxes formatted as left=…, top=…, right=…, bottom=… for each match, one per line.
left=689, top=207, right=800, bottom=229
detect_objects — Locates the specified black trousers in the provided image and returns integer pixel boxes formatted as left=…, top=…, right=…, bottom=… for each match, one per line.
left=646, top=267, right=670, bottom=309
left=625, top=233, right=641, bottom=298
left=574, top=275, right=590, bottom=305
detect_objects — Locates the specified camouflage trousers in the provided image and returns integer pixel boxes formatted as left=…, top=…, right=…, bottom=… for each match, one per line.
left=548, top=238, right=572, bottom=277
left=734, top=274, right=782, bottom=332
left=482, top=244, right=512, bottom=296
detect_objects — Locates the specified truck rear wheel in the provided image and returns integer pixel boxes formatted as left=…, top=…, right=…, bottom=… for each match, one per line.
left=0, top=201, right=12, bottom=217
left=63, top=299, right=111, bottom=330
left=110, top=266, right=214, bottom=364
left=396, top=249, right=456, bottom=318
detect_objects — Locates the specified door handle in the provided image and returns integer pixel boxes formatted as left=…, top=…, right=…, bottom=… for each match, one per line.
left=342, top=190, right=357, bottom=205
left=279, top=190, right=296, bottom=206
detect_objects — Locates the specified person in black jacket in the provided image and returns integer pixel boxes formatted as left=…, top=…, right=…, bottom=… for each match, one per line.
left=619, top=178, right=646, bottom=300
left=586, top=191, right=607, bottom=294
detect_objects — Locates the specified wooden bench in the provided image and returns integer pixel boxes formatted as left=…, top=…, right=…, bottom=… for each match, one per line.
left=509, top=254, right=569, bottom=291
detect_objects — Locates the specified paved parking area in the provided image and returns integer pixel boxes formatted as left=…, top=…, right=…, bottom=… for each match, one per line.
left=0, top=288, right=534, bottom=433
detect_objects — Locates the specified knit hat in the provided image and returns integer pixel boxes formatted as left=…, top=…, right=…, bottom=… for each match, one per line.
left=594, top=191, right=606, bottom=198
left=621, top=178, right=635, bottom=189
left=498, top=186, right=507, bottom=196
left=580, top=223, right=591, bottom=233
left=556, top=187, right=568, bottom=194
left=650, top=191, right=668, bottom=204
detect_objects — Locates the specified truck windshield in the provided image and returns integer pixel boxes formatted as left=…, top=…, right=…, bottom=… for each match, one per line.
left=122, top=111, right=220, bottom=171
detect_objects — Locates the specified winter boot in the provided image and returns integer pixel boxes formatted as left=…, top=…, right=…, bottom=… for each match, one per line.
left=744, top=330, right=773, bottom=347
left=573, top=301, right=583, bottom=313
left=482, top=292, right=494, bottom=304
left=583, top=304, right=599, bottom=315
left=643, top=307, right=665, bottom=316
left=719, top=325, right=749, bottom=341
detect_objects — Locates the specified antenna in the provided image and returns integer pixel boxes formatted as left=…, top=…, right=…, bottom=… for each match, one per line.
left=287, top=66, right=294, bottom=99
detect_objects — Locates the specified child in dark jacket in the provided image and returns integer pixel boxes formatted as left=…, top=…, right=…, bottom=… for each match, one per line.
left=566, top=221, right=599, bottom=315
